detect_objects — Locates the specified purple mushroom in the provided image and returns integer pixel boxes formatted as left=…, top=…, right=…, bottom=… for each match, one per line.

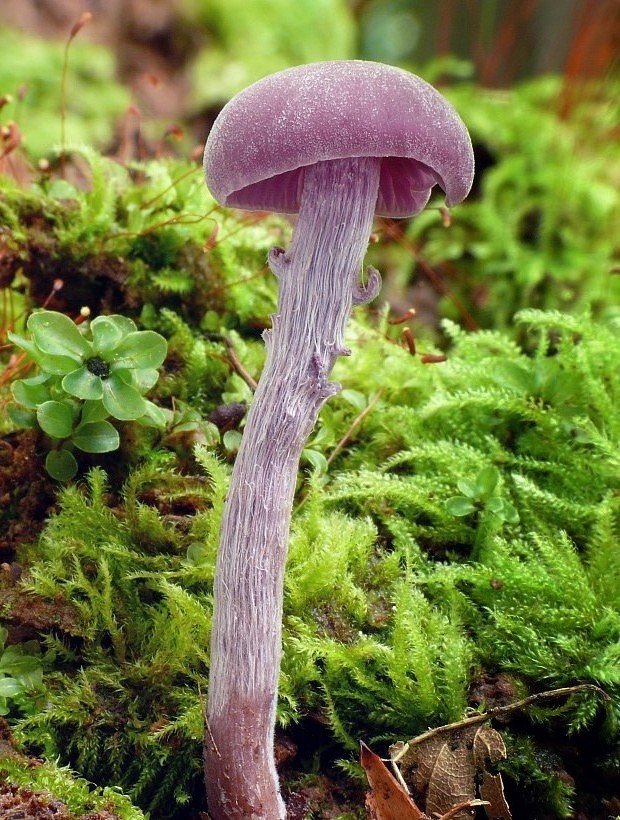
left=202, top=60, right=474, bottom=819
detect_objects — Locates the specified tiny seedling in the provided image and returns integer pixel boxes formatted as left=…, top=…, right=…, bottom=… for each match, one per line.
left=0, top=627, right=43, bottom=715
left=446, top=465, right=519, bottom=523
left=8, top=310, right=167, bottom=480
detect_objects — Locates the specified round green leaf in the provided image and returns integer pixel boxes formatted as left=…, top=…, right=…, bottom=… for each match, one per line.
left=476, top=466, right=501, bottom=496
left=47, top=179, right=79, bottom=200
left=137, top=400, right=167, bottom=428
left=80, top=400, right=109, bottom=425
left=445, top=496, right=476, bottom=517
left=37, top=400, right=75, bottom=439
left=113, top=367, right=135, bottom=386
left=104, top=315, right=137, bottom=336
left=11, top=376, right=51, bottom=409
left=90, top=316, right=123, bottom=355
left=131, top=368, right=160, bottom=392
left=302, top=449, right=328, bottom=474
left=72, top=420, right=120, bottom=453
left=222, top=429, right=242, bottom=453
left=506, top=505, right=519, bottom=524
left=456, top=478, right=479, bottom=499
left=28, top=311, right=91, bottom=360
left=186, top=542, right=208, bottom=566
left=7, top=331, right=39, bottom=359
left=8, top=407, right=36, bottom=428
left=9, top=332, right=80, bottom=375
left=15, top=663, right=43, bottom=690
left=62, top=367, right=104, bottom=400
left=0, top=677, right=23, bottom=697
left=102, top=375, right=146, bottom=420
left=36, top=351, right=84, bottom=376
left=499, top=500, right=519, bottom=523
left=0, top=647, right=41, bottom=680
left=340, top=389, right=367, bottom=413
left=109, top=331, right=167, bottom=371
left=491, top=361, right=533, bottom=394
left=486, top=497, right=505, bottom=515
left=45, top=449, right=78, bottom=481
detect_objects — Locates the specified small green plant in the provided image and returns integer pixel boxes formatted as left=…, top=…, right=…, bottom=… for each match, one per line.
left=446, top=465, right=519, bottom=522
left=0, top=627, right=43, bottom=715
left=8, top=310, right=168, bottom=480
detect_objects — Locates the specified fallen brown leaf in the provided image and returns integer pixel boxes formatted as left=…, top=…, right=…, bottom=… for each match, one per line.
left=473, top=727, right=511, bottom=820
left=392, top=725, right=511, bottom=820
left=360, top=741, right=429, bottom=820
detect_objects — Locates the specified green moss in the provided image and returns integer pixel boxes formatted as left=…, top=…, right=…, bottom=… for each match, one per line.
left=185, top=0, right=356, bottom=107
left=0, top=28, right=129, bottom=157
left=0, top=754, right=144, bottom=819
left=499, top=733, right=575, bottom=818
left=3, top=308, right=617, bottom=816
left=390, top=75, right=620, bottom=329
left=8, top=457, right=221, bottom=816
left=0, top=81, right=618, bottom=815
left=0, top=151, right=287, bottom=330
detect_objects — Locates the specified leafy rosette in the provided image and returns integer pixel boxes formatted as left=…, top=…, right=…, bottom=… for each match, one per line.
left=9, top=311, right=168, bottom=479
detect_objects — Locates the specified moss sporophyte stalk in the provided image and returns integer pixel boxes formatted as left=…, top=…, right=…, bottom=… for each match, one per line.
left=8, top=310, right=168, bottom=480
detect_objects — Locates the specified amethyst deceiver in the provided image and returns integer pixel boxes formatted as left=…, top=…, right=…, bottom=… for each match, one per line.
left=202, top=60, right=474, bottom=820
left=205, top=60, right=473, bottom=217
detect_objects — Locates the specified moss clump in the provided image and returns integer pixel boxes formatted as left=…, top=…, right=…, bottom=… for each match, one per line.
left=0, top=149, right=287, bottom=325
left=7, top=457, right=225, bottom=817
left=0, top=718, right=143, bottom=819
left=381, top=75, right=620, bottom=330
left=0, top=307, right=616, bottom=817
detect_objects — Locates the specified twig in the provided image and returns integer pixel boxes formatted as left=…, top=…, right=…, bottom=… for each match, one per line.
left=326, top=387, right=384, bottom=465
left=140, top=166, right=200, bottom=210
left=207, top=333, right=258, bottom=391
left=103, top=211, right=211, bottom=242
left=390, top=683, right=609, bottom=764
left=440, top=799, right=488, bottom=819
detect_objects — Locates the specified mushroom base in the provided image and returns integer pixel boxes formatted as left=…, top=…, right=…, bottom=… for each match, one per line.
left=204, top=156, right=381, bottom=819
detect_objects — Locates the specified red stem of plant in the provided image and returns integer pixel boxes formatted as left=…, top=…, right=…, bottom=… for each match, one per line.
left=60, top=12, right=92, bottom=175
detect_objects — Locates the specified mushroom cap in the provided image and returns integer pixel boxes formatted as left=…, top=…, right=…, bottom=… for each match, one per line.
left=204, top=60, right=474, bottom=218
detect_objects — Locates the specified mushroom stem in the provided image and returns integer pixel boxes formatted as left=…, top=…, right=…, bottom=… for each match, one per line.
left=204, top=156, right=381, bottom=819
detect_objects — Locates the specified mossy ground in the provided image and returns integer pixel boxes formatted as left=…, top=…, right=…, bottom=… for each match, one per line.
left=0, top=16, right=619, bottom=820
